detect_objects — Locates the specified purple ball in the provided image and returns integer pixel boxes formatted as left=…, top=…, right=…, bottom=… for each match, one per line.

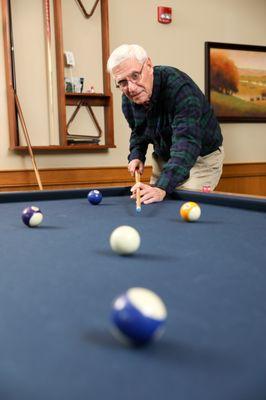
left=22, top=206, right=43, bottom=227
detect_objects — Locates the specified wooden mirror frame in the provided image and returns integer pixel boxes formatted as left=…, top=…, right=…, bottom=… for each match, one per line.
left=1, top=0, right=115, bottom=151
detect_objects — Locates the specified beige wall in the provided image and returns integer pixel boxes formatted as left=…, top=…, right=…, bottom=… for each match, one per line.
left=0, top=0, right=266, bottom=171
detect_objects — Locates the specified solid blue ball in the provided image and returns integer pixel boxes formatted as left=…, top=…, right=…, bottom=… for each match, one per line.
left=87, top=190, right=102, bottom=205
left=111, top=288, right=167, bottom=345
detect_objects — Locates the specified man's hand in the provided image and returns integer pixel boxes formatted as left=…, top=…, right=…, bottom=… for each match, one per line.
left=128, top=159, right=144, bottom=176
left=131, top=183, right=166, bottom=205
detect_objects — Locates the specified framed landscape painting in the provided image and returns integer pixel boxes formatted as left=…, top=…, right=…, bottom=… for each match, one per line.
left=205, top=42, right=266, bottom=122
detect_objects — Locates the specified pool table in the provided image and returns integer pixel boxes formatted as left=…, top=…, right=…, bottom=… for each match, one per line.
left=0, top=187, right=265, bottom=400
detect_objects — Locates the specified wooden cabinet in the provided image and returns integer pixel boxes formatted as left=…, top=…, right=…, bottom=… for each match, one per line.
left=1, top=0, right=114, bottom=151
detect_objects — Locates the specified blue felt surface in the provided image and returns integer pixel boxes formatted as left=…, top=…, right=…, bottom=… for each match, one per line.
left=0, top=191, right=265, bottom=400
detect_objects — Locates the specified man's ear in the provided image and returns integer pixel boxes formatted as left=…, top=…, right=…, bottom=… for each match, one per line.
left=146, top=57, right=154, bottom=74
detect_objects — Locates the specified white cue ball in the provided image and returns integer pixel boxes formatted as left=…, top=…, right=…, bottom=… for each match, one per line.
left=110, top=225, right=141, bottom=255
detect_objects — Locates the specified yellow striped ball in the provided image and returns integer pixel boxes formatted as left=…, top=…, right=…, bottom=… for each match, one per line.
left=180, top=201, right=201, bottom=222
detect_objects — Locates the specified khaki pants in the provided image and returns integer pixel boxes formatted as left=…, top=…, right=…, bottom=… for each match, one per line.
left=150, top=146, right=224, bottom=191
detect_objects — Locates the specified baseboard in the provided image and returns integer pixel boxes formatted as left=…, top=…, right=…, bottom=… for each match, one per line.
left=0, top=163, right=265, bottom=196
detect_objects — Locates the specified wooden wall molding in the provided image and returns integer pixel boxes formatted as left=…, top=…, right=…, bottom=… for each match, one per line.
left=219, top=162, right=266, bottom=178
left=0, top=163, right=265, bottom=196
left=216, top=162, right=266, bottom=196
left=0, top=166, right=152, bottom=192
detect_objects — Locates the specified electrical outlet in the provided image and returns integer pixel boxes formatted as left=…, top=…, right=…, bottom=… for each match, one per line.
left=64, top=51, right=75, bottom=67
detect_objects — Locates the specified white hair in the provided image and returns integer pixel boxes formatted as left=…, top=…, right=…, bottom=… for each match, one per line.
left=107, top=44, right=148, bottom=73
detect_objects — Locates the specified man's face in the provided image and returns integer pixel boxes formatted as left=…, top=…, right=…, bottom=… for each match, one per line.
left=112, top=58, right=154, bottom=104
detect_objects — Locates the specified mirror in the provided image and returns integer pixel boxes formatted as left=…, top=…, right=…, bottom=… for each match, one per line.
left=2, top=0, right=114, bottom=151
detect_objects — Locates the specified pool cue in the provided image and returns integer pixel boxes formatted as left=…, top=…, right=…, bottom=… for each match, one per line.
left=135, top=170, right=141, bottom=212
left=14, top=93, right=43, bottom=191
left=43, top=0, right=56, bottom=145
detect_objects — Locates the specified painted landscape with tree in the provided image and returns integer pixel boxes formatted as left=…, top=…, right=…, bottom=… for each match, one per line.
left=210, top=48, right=266, bottom=119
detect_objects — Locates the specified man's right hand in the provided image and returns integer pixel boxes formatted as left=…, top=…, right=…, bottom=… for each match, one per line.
left=128, top=159, right=144, bottom=176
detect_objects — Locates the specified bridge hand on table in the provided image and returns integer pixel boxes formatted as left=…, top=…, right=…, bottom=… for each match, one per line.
left=131, top=183, right=166, bottom=204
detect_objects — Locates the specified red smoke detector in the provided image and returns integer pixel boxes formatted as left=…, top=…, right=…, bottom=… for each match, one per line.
left=157, top=6, right=172, bottom=24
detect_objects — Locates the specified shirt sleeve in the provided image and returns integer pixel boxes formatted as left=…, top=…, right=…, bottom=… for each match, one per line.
left=155, top=85, right=203, bottom=193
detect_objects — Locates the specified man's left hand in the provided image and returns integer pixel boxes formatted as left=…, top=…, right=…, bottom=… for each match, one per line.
left=131, top=183, right=166, bottom=204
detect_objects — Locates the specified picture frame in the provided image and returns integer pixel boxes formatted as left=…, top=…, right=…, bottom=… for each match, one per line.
left=205, top=42, right=266, bottom=123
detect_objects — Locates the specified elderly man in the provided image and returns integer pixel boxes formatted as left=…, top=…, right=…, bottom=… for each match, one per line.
left=107, top=44, right=224, bottom=205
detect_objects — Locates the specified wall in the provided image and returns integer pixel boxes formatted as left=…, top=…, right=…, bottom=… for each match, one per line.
left=0, top=0, right=265, bottom=174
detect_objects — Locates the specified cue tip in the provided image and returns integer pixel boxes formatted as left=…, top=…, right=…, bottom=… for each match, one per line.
left=136, top=206, right=141, bottom=213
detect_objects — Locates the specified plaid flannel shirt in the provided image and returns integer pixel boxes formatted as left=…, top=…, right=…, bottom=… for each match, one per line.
left=122, top=66, right=223, bottom=194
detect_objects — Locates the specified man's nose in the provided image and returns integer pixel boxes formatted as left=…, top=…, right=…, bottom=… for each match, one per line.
left=127, top=80, right=137, bottom=92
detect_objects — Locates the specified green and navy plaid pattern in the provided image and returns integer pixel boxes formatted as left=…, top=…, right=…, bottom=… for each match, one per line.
left=122, top=66, right=223, bottom=193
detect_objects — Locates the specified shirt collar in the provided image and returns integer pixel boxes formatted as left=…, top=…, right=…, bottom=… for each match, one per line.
left=149, top=66, right=161, bottom=108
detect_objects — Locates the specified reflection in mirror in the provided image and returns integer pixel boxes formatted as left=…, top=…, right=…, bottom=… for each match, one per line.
left=9, top=0, right=59, bottom=146
left=2, top=0, right=114, bottom=150
left=62, top=0, right=105, bottom=145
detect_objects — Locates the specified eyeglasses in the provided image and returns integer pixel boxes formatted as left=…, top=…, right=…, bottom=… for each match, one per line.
left=115, top=62, right=145, bottom=89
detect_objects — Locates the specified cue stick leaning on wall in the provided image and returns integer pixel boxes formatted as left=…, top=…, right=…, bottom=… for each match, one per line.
left=14, top=93, right=43, bottom=191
